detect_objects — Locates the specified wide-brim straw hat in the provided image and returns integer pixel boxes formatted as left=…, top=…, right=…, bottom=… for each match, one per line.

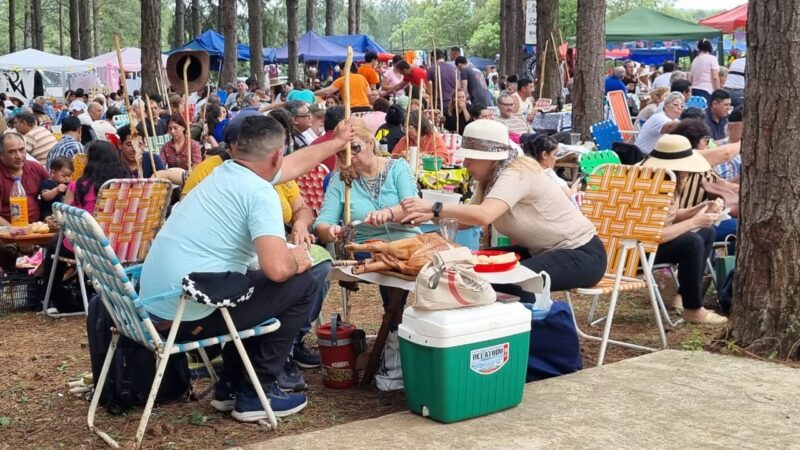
left=640, top=134, right=711, bottom=173
left=269, top=77, right=285, bottom=87
left=455, top=119, right=511, bottom=161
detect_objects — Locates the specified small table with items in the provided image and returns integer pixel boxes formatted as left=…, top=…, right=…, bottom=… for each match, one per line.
left=0, top=229, right=56, bottom=249
left=531, top=111, right=572, bottom=133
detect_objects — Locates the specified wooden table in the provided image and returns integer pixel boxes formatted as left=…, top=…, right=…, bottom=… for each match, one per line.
left=0, top=231, right=56, bottom=248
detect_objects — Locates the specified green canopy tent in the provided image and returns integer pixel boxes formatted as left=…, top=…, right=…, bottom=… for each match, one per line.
left=606, top=6, right=722, bottom=42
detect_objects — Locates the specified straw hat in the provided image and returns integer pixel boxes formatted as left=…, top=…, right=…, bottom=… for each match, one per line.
left=640, top=134, right=711, bottom=173
left=268, top=77, right=285, bottom=87
left=455, top=119, right=511, bottom=161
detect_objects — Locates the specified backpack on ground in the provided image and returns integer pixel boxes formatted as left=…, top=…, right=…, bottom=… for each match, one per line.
left=87, top=295, right=191, bottom=414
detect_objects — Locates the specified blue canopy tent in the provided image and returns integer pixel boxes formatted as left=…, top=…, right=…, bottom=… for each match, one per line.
left=629, top=48, right=693, bottom=66
left=468, top=57, right=497, bottom=71
left=323, top=34, right=386, bottom=54
left=276, top=31, right=366, bottom=63
left=166, top=30, right=275, bottom=70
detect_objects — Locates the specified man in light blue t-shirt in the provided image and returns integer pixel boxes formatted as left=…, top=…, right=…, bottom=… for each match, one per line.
left=140, top=115, right=351, bottom=422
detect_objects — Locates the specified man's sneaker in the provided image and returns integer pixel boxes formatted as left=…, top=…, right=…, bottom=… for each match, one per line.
left=210, top=379, right=237, bottom=412
left=293, top=341, right=321, bottom=369
left=276, top=358, right=307, bottom=392
left=231, top=382, right=307, bottom=422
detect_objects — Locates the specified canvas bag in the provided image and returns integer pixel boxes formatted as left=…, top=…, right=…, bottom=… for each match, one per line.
left=413, top=247, right=496, bottom=311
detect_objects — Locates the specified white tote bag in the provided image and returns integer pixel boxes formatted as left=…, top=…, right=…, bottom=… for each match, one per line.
left=413, top=247, right=496, bottom=311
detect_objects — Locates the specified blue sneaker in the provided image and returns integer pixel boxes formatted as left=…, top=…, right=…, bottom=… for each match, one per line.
left=276, top=358, right=307, bottom=392
left=293, top=341, right=321, bottom=369
left=210, top=378, right=237, bottom=412
left=231, top=382, right=307, bottom=422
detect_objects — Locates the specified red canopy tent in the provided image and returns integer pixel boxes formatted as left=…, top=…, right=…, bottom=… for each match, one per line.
left=699, top=4, right=748, bottom=33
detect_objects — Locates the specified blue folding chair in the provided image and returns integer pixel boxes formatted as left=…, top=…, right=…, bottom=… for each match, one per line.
left=686, top=96, right=708, bottom=110
left=590, top=120, right=624, bottom=151
left=53, top=203, right=282, bottom=449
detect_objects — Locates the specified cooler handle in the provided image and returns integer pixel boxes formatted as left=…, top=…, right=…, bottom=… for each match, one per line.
left=330, top=313, right=342, bottom=346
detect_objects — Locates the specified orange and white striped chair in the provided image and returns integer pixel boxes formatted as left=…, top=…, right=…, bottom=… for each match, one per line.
left=565, top=164, right=676, bottom=366
left=295, top=164, right=330, bottom=215
left=606, top=90, right=639, bottom=142
left=44, top=179, right=173, bottom=317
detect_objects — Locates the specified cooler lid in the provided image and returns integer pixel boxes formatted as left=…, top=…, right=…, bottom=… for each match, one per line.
left=401, top=302, right=531, bottom=340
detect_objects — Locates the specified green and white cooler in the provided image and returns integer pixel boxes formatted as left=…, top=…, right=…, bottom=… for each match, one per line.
left=398, top=302, right=531, bottom=423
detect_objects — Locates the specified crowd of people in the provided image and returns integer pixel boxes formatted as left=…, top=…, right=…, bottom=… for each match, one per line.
left=0, top=39, right=744, bottom=422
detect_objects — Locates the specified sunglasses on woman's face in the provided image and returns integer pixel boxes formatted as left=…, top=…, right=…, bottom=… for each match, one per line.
left=337, top=143, right=363, bottom=159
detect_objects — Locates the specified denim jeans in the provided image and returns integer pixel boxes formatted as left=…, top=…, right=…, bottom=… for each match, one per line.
left=297, top=261, right=332, bottom=342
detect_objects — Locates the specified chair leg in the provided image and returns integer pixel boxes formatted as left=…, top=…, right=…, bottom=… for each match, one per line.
left=43, top=232, right=63, bottom=316
left=596, top=288, right=621, bottom=366
left=219, top=308, right=277, bottom=430
left=87, top=333, right=121, bottom=449
left=196, top=348, right=219, bottom=383
left=133, top=350, right=174, bottom=450
left=77, top=260, right=90, bottom=314
left=586, top=294, right=601, bottom=326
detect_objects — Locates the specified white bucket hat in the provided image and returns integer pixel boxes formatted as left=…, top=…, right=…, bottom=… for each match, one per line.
left=640, top=134, right=711, bottom=173
left=455, top=119, right=511, bottom=161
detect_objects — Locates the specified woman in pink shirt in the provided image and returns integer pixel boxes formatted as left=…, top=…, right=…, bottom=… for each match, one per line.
left=689, top=39, right=720, bottom=102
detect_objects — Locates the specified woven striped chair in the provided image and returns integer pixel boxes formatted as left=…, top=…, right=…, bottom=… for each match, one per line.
left=52, top=203, right=281, bottom=449
left=296, top=164, right=330, bottom=215
left=578, top=150, right=621, bottom=182
left=565, top=164, right=676, bottom=366
left=590, top=120, right=625, bottom=151
left=606, top=90, right=639, bottom=142
left=44, top=179, right=172, bottom=317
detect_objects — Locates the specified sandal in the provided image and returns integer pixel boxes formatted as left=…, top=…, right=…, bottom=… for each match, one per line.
left=669, top=294, right=684, bottom=314
left=683, top=308, right=728, bottom=325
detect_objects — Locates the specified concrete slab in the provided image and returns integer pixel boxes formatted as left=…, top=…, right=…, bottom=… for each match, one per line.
left=244, top=350, right=800, bottom=450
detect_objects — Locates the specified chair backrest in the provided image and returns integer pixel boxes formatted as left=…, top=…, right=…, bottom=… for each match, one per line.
left=71, top=153, right=87, bottom=181
left=52, top=203, right=155, bottom=348
left=94, top=179, right=173, bottom=264
left=147, top=135, right=170, bottom=154
left=112, top=114, right=130, bottom=128
left=535, top=98, right=552, bottom=108
left=579, top=150, right=621, bottom=180
left=581, top=164, right=676, bottom=277
left=590, top=120, right=624, bottom=151
left=606, top=90, right=636, bottom=136
left=686, top=96, right=708, bottom=110
left=295, top=164, right=330, bottom=214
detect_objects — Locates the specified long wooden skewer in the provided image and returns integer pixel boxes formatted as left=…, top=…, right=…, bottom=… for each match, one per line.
left=143, top=94, right=159, bottom=177
left=115, top=34, right=142, bottom=178
left=455, top=70, right=460, bottom=133
left=343, top=46, right=354, bottom=225
left=182, top=59, right=192, bottom=173
left=415, top=79, right=424, bottom=175
left=538, top=39, right=550, bottom=100
left=433, top=39, right=444, bottom=124
left=404, top=84, right=412, bottom=136
left=551, top=33, right=563, bottom=96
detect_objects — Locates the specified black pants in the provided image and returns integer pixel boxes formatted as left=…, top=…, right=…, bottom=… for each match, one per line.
left=174, top=270, right=318, bottom=387
left=654, top=227, right=714, bottom=310
left=492, top=236, right=607, bottom=302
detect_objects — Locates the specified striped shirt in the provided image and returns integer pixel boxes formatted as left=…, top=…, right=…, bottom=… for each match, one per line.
left=46, top=135, right=84, bottom=170
left=24, top=126, right=58, bottom=166
left=678, top=170, right=720, bottom=209
left=715, top=154, right=741, bottom=181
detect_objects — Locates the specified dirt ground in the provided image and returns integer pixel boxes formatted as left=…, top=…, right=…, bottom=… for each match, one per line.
left=0, top=273, right=726, bottom=449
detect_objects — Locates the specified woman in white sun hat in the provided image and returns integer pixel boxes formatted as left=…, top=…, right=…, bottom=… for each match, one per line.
left=401, top=119, right=606, bottom=300
left=639, top=134, right=727, bottom=325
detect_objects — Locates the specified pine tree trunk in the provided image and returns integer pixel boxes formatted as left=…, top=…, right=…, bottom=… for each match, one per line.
left=354, top=0, right=361, bottom=34
left=217, top=2, right=223, bottom=33
left=729, top=0, right=800, bottom=360
left=287, top=0, right=299, bottom=82
left=141, top=0, right=162, bottom=96
left=191, top=0, right=201, bottom=37
left=79, top=0, right=91, bottom=58
left=499, top=0, right=525, bottom=77
left=58, top=0, right=64, bottom=54
left=306, top=0, right=315, bottom=32
left=324, top=0, right=334, bottom=35
left=220, top=0, right=238, bottom=86
left=92, top=0, right=100, bottom=56
left=571, top=0, right=606, bottom=140
left=347, top=0, right=354, bottom=34
left=174, top=0, right=186, bottom=48
left=248, top=0, right=264, bottom=87
left=8, top=0, right=15, bottom=53
left=23, top=0, right=31, bottom=50
left=536, top=0, right=560, bottom=101
left=69, top=0, right=79, bottom=58
left=32, top=0, right=43, bottom=50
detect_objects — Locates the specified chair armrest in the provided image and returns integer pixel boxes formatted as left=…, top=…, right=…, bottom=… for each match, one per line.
left=124, top=264, right=143, bottom=282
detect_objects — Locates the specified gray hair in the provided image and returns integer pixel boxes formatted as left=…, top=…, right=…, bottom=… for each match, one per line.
left=663, top=92, right=685, bottom=106
left=498, top=92, right=514, bottom=103
left=285, top=100, right=309, bottom=117
left=612, top=66, right=626, bottom=78
left=718, top=66, right=729, bottom=77
left=669, top=71, right=687, bottom=84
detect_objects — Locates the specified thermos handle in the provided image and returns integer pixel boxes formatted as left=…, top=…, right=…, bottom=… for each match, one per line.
left=330, top=313, right=341, bottom=346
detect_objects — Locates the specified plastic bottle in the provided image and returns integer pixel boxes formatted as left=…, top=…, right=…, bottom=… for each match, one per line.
left=10, top=176, right=28, bottom=228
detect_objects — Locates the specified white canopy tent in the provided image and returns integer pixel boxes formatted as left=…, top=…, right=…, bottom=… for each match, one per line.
left=85, top=48, right=167, bottom=92
left=0, top=49, right=95, bottom=101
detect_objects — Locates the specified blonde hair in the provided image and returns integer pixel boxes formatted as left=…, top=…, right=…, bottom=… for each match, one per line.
left=351, top=118, right=381, bottom=155
left=474, top=155, right=543, bottom=202
left=640, top=87, right=670, bottom=110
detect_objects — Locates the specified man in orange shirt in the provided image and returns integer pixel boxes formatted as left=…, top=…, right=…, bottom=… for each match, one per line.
left=358, top=52, right=381, bottom=89
left=315, top=64, right=373, bottom=112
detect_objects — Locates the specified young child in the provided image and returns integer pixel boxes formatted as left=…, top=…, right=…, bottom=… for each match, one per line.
left=38, top=156, right=73, bottom=219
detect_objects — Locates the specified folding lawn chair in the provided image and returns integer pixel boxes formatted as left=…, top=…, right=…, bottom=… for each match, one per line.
left=53, top=203, right=282, bottom=449
left=295, top=164, right=330, bottom=215
left=147, top=135, right=171, bottom=154
left=112, top=114, right=130, bottom=128
left=44, top=179, right=172, bottom=318
left=578, top=150, right=621, bottom=182
left=606, top=90, right=639, bottom=142
left=565, top=164, right=676, bottom=366
left=590, top=120, right=625, bottom=151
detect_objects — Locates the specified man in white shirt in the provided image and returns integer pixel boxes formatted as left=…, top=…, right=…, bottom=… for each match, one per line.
left=723, top=58, right=746, bottom=107
left=652, top=61, right=675, bottom=89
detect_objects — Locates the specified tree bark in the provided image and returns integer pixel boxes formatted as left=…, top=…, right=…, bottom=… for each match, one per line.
left=23, top=0, right=31, bottom=49
left=32, top=0, right=43, bottom=50
left=248, top=0, right=264, bottom=87
left=191, top=0, right=201, bottom=37
left=287, top=0, right=299, bottom=83
left=174, top=0, right=186, bottom=48
left=141, top=0, right=162, bottom=96
left=347, top=0, right=354, bottom=35
left=8, top=0, right=15, bottom=53
left=571, top=0, right=606, bottom=140
left=354, top=0, right=361, bottom=34
left=499, top=0, right=525, bottom=77
left=729, top=0, right=800, bottom=359
left=220, top=0, right=238, bottom=86
left=69, top=0, right=79, bottom=58
left=324, top=0, right=334, bottom=35
left=536, top=0, right=560, bottom=101
left=79, top=0, right=92, bottom=58
left=306, top=0, right=315, bottom=32
left=58, top=0, right=64, bottom=54
left=92, top=0, right=100, bottom=56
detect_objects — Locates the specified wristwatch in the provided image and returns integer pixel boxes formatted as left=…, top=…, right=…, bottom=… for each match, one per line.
left=432, top=202, right=443, bottom=218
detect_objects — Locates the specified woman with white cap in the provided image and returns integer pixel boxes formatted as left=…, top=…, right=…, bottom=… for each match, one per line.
left=639, top=134, right=727, bottom=325
left=401, top=119, right=606, bottom=298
